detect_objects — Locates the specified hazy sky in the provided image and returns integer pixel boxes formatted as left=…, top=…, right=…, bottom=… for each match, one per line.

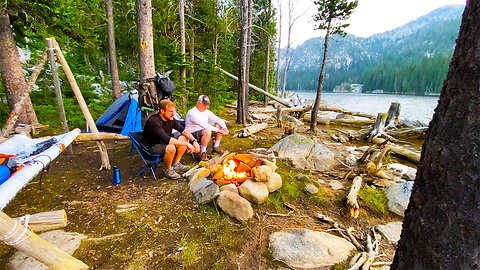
left=276, top=0, right=466, bottom=48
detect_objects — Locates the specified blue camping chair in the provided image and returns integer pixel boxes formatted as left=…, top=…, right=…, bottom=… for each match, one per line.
left=128, top=132, right=163, bottom=180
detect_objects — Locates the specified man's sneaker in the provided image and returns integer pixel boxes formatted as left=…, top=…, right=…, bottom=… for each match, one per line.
left=212, top=146, right=225, bottom=154
left=200, top=151, right=209, bottom=161
left=173, top=162, right=190, bottom=174
left=164, top=168, right=181, bottom=180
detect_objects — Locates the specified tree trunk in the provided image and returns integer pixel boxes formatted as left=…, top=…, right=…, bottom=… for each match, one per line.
left=136, top=0, right=157, bottom=125
left=281, top=0, right=293, bottom=98
left=237, top=0, right=249, bottom=124
left=0, top=9, right=39, bottom=126
left=263, top=0, right=272, bottom=105
left=275, top=0, right=282, bottom=95
left=106, top=0, right=122, bottom=99
left=310, top=20, right=331, bottom=132
left=392, top=3, right=480, bottom=269
left=188, top=30, right=195, bottom=79
left=179, top=0, right=187, bottom=109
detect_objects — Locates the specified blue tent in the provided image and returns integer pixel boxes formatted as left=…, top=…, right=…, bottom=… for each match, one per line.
left=96, top=91, right=142, bottom=135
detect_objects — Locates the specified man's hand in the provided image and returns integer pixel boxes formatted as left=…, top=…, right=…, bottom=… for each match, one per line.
left=192, top=141, right=200, bottom=153
left=219, top=127, right=229, bottom=136
left=186, top=142, right=196, bottom=154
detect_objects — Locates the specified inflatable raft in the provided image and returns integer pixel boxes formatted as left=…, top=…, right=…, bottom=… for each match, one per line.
left=0, top=128, right=80, bottom=210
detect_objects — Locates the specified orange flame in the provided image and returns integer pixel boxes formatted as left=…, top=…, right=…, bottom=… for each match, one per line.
left=223, top=160, right=248, bottom=180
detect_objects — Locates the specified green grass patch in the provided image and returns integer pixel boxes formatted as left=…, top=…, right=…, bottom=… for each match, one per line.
left=358, top=185, right=389, bottom=215
left=179, top=236, right=201, bottom=265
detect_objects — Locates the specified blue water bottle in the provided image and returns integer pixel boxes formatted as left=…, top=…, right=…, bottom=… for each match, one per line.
left=113, top=166, right=121, bottom=185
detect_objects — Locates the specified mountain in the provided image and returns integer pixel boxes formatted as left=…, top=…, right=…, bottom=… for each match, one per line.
left=280, top=5, right=464, bottom=95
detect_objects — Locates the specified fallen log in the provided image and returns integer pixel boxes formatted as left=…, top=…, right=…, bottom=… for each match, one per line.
left=304, top=113, right=374, bottom=126
left=249, top=106, right=312, bottom=114
left=373, top=137, right=420, bottom=164
left=14, top=210, right=67, bottom=232
left=0, top=211, right=88, bottom=270
left=236, top=123, right=268, bottom=137
left=318, top=106, right=376, bottom=120
left=74, top=132, right=129, bottom=142
left=347, top=176, right=363, bottom=219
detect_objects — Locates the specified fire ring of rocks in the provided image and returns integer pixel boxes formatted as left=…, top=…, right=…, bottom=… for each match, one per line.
left=186, top=152, right=282, bottom=221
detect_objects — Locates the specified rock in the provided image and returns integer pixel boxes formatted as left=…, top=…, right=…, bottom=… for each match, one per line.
left=238, top=179, right=269, bottom=204
left=270, top=134, right=335, bottom=172
left=188, top=168, right=210, bottom=182
left=329, top=180, right=344, bottom=190
left=265, top=172, right=282, bottom=192
left=294, top=174, right=309, bottom=182
left=387, top=163, right=417, bottom=181
left=336, top=113, right=355, bottom=120
left=189, top=177, right=212, bottom=193
left=252, top=165, right=273, bottom=182
left=345, top=153, right=357, bottom=167
left=269, top=228, right=355, bottom=269
left=261, top=159, right=277, bottom=172
left=385, top=181, right=413, bottom=217
left=9, top=230, right=87, bottom=270
left=375, top=222, right=403, bottom=244
left=193, top=180, right=220, bottom=204
left=217, top=191, right=254, bottom=221
left=251, top=113, right=274, bottom=121
left=219, top=183, right=238, bottom=194
left=304, top=184, right=318, bottom=194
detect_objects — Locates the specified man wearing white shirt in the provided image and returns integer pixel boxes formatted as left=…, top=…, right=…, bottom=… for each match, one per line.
left=185, top=95, right=229, bottom=161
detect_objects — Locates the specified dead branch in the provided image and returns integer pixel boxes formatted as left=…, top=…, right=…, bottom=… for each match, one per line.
left=347, top=176, right=363, bottom=219
left=346, top=227, right=364, bottom=250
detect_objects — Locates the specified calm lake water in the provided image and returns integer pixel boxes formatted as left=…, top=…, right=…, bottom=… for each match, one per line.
left=292, top=91, right=440, bottom=125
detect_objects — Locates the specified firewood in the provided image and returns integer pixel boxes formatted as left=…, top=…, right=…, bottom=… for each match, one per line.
left=74, top=132, right=129, bottom=142
left=348, top=252, right=367, bottom=270
left=346, top=227, right=364, bottom=250
left=236, top=123, right=268, bottom=137
left=14, top=210, right=67, bottom=233
left=347, top=176, right=363, bottom=219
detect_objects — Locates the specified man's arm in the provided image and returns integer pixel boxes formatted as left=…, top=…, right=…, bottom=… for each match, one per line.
left=207, top=110, right=227, bottom=129
left=189, top=110, right=220, bottom=132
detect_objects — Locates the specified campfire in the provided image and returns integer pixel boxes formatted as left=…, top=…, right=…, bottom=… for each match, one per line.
left=211, top=153, right=262, bottom=186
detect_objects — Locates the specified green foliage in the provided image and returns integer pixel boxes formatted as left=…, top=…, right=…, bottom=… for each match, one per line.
left=265, top=169, right=301, bottom=208
left=179, top=236, right=201, bottom=265
left=358, top=185, right=389, bottom=215
left=313, top=0, right=358, bottom=36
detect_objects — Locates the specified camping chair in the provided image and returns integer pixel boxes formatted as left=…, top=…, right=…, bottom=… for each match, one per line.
left=128, top=132, right=163, bottom=180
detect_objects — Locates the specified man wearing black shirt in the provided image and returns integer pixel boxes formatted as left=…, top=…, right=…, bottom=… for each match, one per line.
left=142, top=99, right=200, bottom=179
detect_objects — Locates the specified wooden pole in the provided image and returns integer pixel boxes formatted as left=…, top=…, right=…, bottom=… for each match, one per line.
left=46, top=38, right=73, bottom=155
left=0, top=51, right=48, bottom=138
left=51, top=37, right=111, bottom=170
left=0, top=211, right=88, bottom=270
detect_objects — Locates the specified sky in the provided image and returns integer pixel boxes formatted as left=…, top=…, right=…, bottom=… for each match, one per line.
left=276, top=0, right=467, bottom=48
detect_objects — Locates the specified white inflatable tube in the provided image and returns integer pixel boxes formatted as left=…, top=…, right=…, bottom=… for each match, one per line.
left=0, top=129, right=80, bottom=210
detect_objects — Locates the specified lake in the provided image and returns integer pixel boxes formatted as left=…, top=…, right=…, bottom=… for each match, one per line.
left=292, top=91, right=440, bottom=125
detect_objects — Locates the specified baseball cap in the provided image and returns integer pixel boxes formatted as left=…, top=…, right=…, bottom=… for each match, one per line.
left=198, top=95, right=210, bottom=104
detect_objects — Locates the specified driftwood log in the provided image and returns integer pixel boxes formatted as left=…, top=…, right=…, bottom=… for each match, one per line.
left=347, top=176, right=363, bottom=219
left=236, top=123, right=268, bottom=137
left=74, top=132, right=129, bottom=142
left=14, top=210, right=67, bottom=232
left=304, top=113, right=374, bottom=126
left=52, top=37, right=111, bottom=170
left=249, top=106, right=311, bottom=114
left=0, top=51, right=48, bottom=138
left=0, top=211, right=88, bottom=270
left=372, top=137, right=420, bottom=164
left=385, top=102, right=401, bottom=128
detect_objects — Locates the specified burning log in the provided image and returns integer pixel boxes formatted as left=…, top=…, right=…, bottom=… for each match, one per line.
left=347, top=176, right=363, bottom=219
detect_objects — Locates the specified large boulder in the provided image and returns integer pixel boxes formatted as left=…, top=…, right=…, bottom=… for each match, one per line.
left=270, top=134, right=335, bottom=172
left=238, top=179, right=269, bottom=204
left=385, top=181, right=414, bottom=217
left=269, top=228, right=355, bottom=269
left=217, top=191, right=254, bottom=221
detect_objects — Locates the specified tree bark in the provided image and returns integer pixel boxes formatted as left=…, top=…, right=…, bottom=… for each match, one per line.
left=310, top=19, right=331, bottom=132
left=0, top=9, right=39, bottom=126
left=179, top=0, right=187, bottom=109
left=237, top=0, right=249, bottom=124
left=281, top=0, right=293, bottom=98
left=106, top=0, right=122, bottom=99
left=275, top=0, right=282, bottom=95
left=263, top=0, right=272, bottom=105
left=392, top=3, right=480, bottom=269
left=136, top=0, right=157, bottom=125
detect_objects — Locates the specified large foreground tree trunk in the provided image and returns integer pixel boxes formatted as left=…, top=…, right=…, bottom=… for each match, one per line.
left=106, top=0, right=122, bottom=99
left=0, top=9, right=39, bottom=126
left=392, top=2, right=480, bottom=269
left=136, top=0, right=157, bottom=125
left=237, top=0, right=250, bottom=124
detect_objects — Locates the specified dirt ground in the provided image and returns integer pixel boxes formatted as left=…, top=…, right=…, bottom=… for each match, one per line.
left=0, top=106, right=414, bottom=270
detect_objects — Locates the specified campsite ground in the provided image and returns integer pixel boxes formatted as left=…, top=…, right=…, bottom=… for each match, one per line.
left=0, top=105, right=410, bottom=269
